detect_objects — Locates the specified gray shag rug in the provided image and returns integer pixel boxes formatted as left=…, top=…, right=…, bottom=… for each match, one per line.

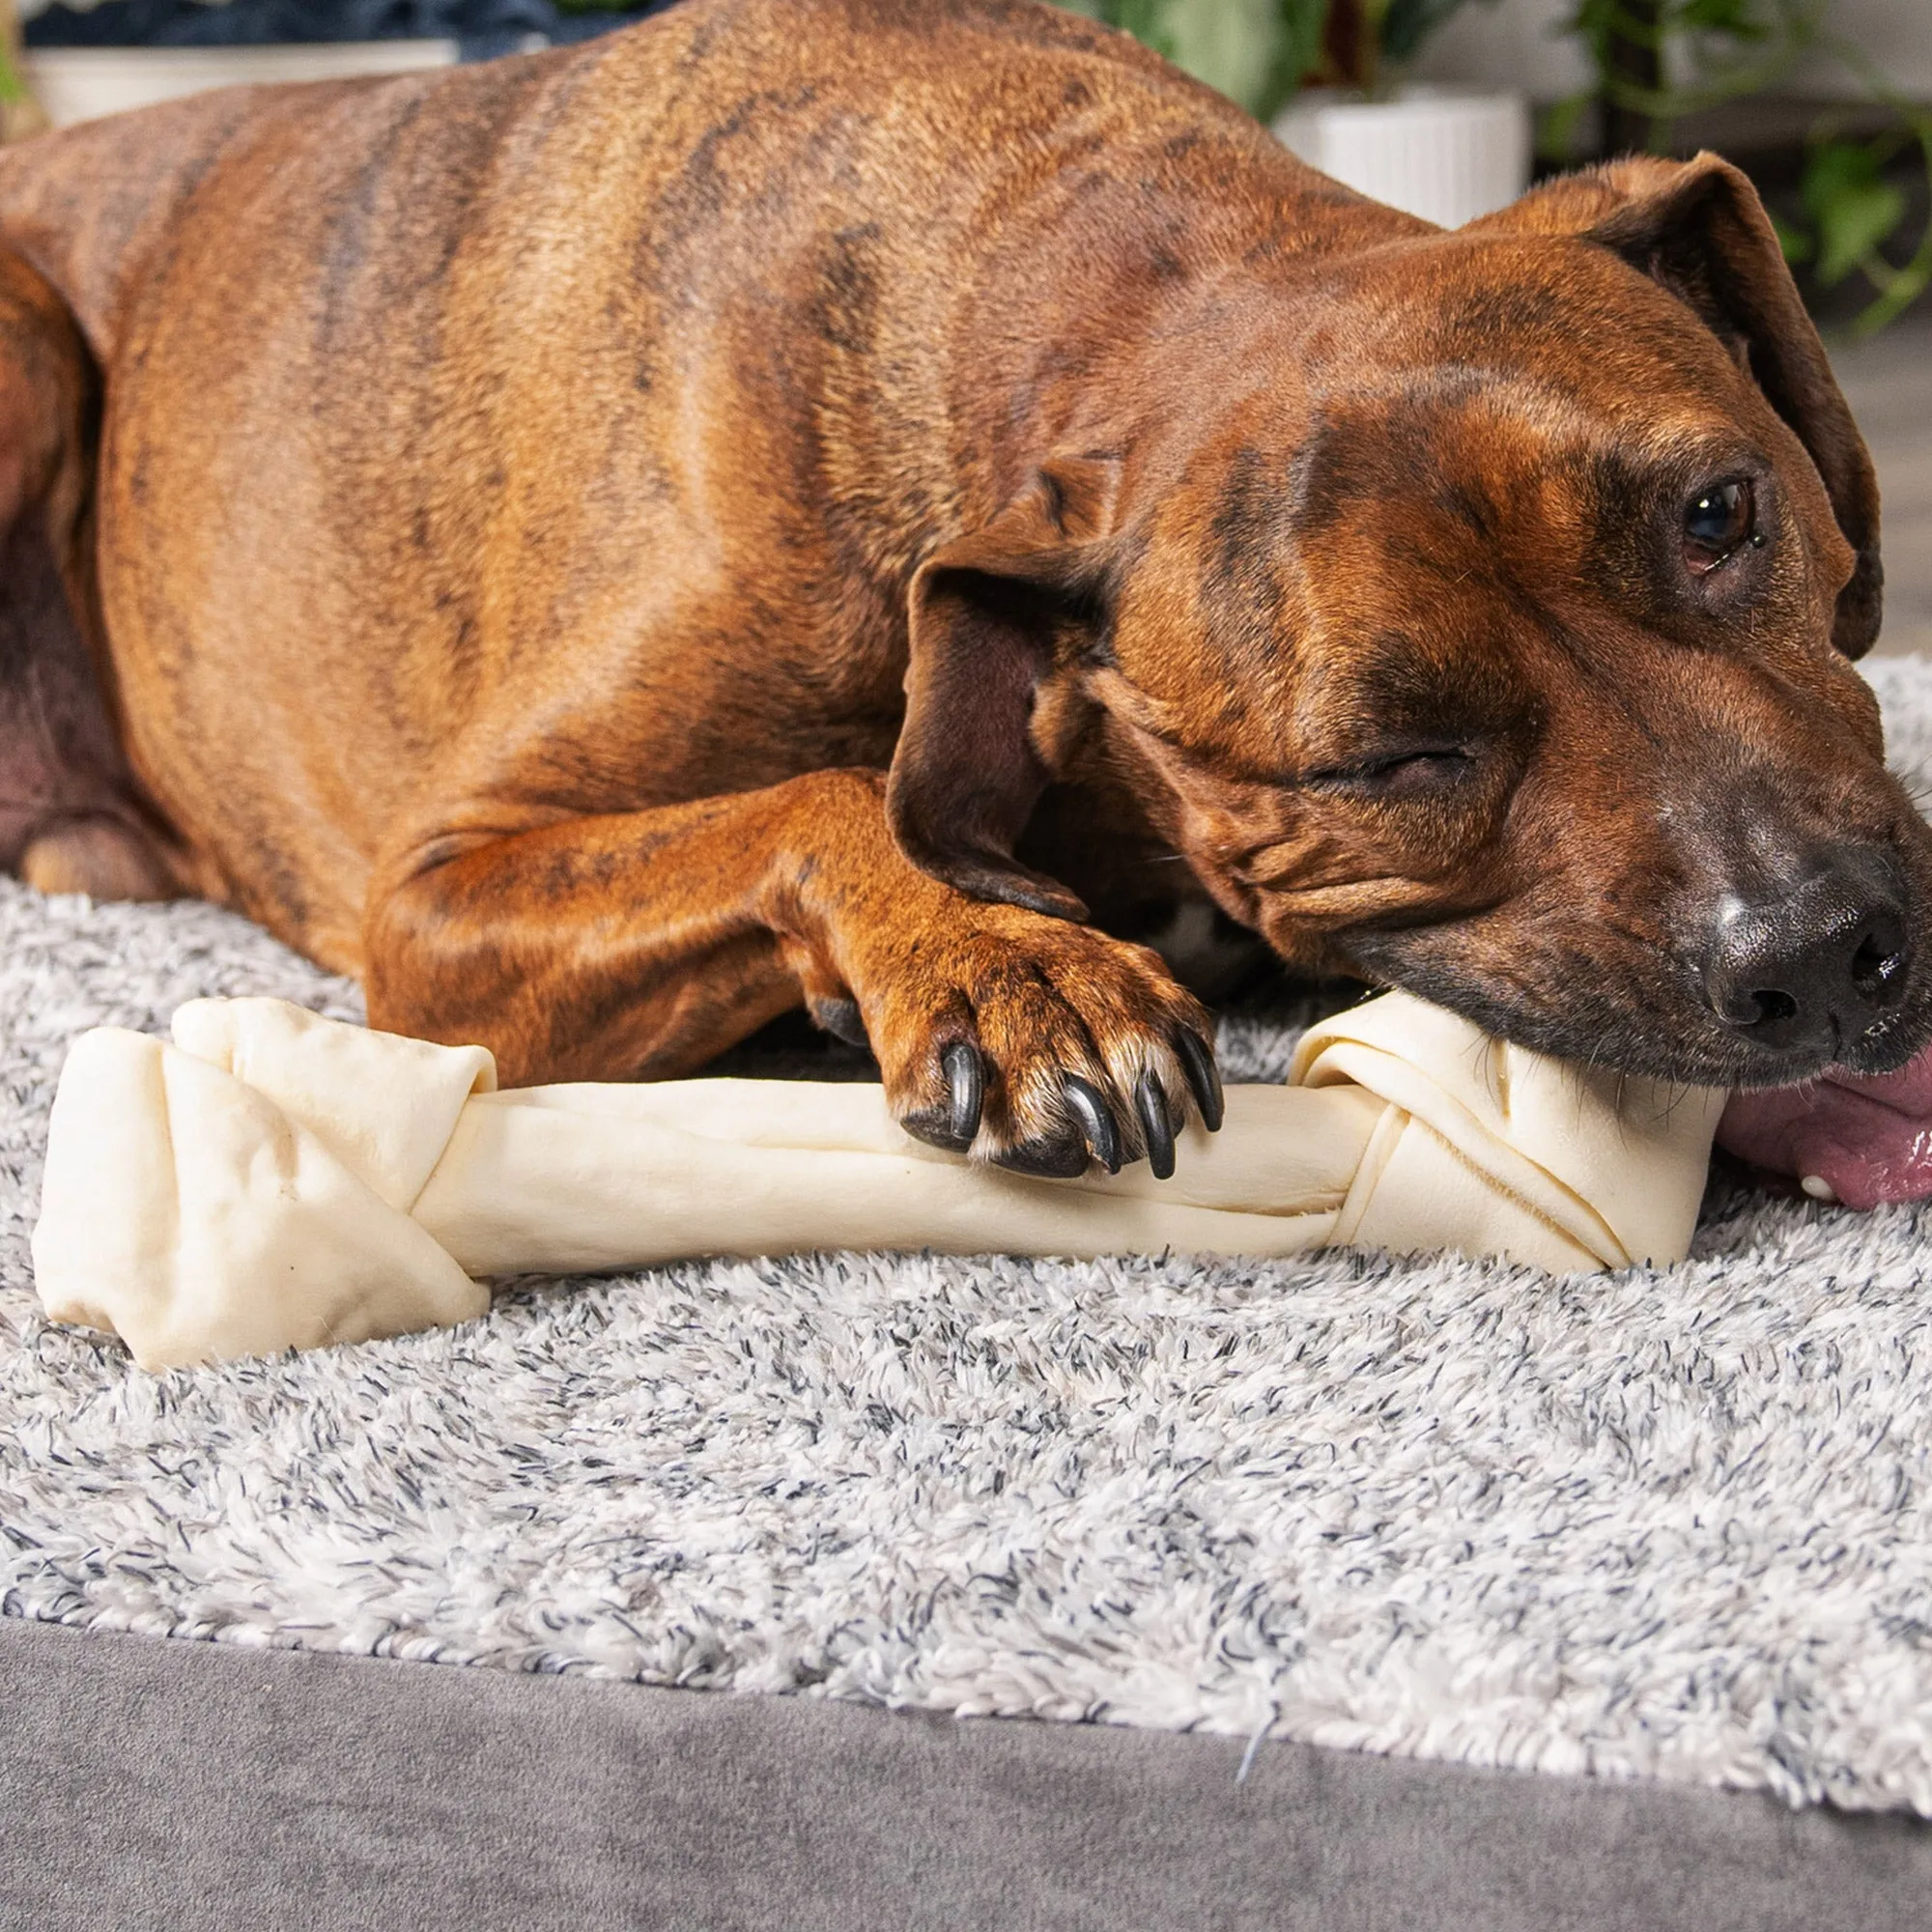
left=8, top=661, right=1932, bottom=1817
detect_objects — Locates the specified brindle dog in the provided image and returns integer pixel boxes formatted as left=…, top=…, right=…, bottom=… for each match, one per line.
left=0, top=0, right=1920, bottom=1180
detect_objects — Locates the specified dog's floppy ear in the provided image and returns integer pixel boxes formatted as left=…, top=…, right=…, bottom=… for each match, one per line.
left=887, top=455, right=1121, bottom=920
left=1488, top=156, right=1881, bottom=657
left=1590, top=155, right=1880, bottom=657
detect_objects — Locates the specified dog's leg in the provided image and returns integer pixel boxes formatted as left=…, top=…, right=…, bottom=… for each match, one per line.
left=2, top=493, right=179, bottom=900
left=0, top=250, right=182, bottom=902
left=364, top=769, right=1217, bottom=1174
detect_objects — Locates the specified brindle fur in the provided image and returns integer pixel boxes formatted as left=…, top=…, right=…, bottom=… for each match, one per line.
left=0, top=0, right=1922, bottom=1177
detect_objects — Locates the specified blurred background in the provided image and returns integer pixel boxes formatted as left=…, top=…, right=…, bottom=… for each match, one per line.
left=0, top=0, right=1923, bottom=651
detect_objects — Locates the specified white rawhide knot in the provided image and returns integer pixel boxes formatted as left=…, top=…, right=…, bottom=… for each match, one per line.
left=32, top=993, right=1725, bottom=1371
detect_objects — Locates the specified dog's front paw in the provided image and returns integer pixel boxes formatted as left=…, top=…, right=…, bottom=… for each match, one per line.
left=844, top=908, right=1222, bottom=1178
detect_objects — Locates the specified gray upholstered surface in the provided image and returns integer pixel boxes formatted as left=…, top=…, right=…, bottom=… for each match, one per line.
left=4, top=1611, right=1930, bottom=1932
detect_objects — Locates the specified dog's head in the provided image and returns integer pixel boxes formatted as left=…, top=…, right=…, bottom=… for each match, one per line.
left=889, top=153, right=1927, bottom=1088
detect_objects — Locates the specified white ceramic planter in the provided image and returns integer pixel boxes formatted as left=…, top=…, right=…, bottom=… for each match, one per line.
left=1271, top=86, right=1532, bottom=229
left=21, top=42, right=458, bottom=128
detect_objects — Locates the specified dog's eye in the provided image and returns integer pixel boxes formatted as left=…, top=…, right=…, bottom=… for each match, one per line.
left=1683, top=479, right=1754, bottom=572
left=1314, top=749, right=1475, bottom=799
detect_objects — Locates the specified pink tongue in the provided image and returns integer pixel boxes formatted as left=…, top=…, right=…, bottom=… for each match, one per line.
left=1719, top=1043, right=1932, bottom=1209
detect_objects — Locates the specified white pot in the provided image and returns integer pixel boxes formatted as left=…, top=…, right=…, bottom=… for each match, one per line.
left=21, top=43, right=460, bottom=128
left=1271, top=86, right=1532, bottom=230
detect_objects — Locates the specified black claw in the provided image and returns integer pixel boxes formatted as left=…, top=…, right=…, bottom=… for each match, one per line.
left=994, top=1136, right=1092, bottom=1179
left=1136, top=1071, right=1176, bottom=1180
left=1175, top=1029, right=1224, bottom=1133
left=810, top=997, right=871, bottom=1051
left=942, top=1040, right=984, bottom=1148
left=1062, top=1075, right=1122, bottom=1175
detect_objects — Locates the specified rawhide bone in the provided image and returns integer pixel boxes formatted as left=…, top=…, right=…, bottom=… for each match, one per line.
left=32, top=996, right=1724, bottom=1371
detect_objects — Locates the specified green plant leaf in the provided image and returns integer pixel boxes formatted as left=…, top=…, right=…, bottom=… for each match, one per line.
left=1817, top=178, right=1908, bottom=283
left=1272, top=0, right=1331, bottom=99
left=1381, top=0, right=1474, bottom=64
left=1064, top=0, right=1327, bottom=118
left=1769, top=210, right=1813, bottom=263
left=1115, top=0, right=1175, bottom=50
left=1803, top=139, right=1909, bottom=284
left=1672, top=0, right=1769, bottom=42
left=1153, top=0, right=1288, bottom=116
left=1800, top=135, right=1882, bottom=217
left=1537, top=93, right=1592, bottom=161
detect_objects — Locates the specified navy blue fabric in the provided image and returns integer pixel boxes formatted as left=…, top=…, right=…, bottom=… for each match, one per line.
left=25, top=0, right=676, bottom=63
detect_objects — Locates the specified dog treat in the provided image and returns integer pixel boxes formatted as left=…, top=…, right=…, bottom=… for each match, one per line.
left=31, top=995, right=1725, bottom=1372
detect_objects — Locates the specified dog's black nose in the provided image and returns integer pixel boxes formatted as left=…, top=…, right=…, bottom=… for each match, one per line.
left=1700, top=847, right=1912, bottom=1057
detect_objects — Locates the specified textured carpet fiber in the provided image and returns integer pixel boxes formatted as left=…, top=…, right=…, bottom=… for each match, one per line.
left=8, top=662, right=1932, bottom=1816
